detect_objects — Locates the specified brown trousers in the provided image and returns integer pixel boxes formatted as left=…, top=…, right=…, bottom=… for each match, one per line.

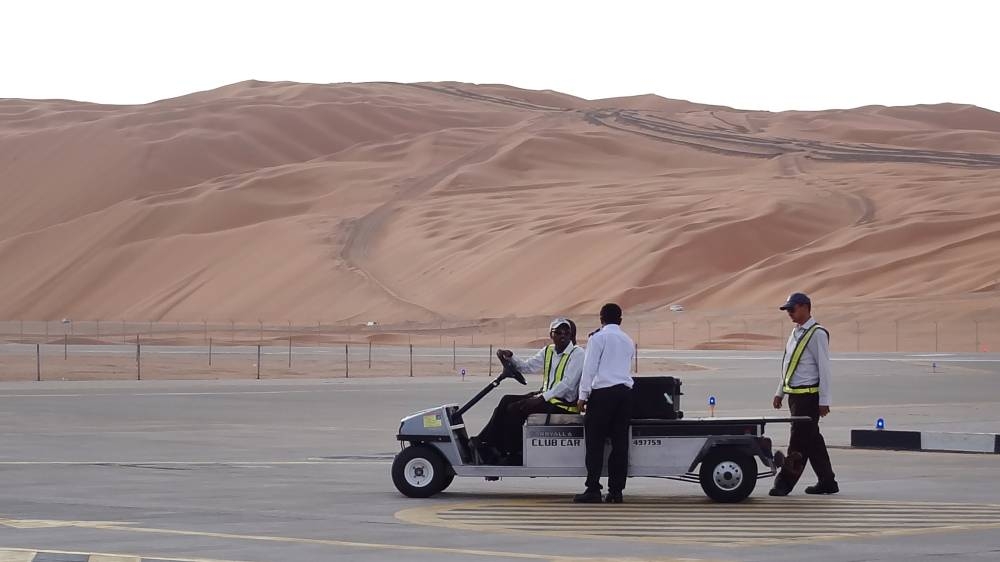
left=775, top=393, right=836, bottom=489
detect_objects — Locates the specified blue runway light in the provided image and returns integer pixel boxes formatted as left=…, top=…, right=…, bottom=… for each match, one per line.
left=876, top=418, right=885, bottom=430
left=708, top=396, right=716, bottom=406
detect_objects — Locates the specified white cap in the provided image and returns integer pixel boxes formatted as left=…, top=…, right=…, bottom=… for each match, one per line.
left=549, top=317, right=571, bottom=331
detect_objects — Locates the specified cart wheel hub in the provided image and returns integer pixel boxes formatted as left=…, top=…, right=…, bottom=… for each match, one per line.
left=404, top=458, right=434, bottom=487
left=712, top=461, right=743, bottom=491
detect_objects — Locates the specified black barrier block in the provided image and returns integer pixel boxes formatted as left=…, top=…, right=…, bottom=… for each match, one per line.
left=996, top=435, right=1000, bottom=454
left=851, top=429, right=921, bottom=450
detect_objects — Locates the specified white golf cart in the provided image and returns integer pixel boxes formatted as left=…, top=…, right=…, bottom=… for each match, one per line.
left=392, top=362, right=800, bottom=502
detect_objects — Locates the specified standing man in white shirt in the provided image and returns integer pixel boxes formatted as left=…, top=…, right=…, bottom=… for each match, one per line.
left=770, top=292, right=839, bottom=496
left=574, top=303, right=635, bottom=504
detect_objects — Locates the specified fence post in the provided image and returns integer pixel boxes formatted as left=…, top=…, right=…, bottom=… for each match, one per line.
left=256, top=345, right=262, bottom=379
left=288, top=336, right=292, bottom=368
left=209, top=337, right=213, bottom=367
left=410, top=344, right=414, bottom=377
left=453, top=340, right=456, bottom=371
left=489, top=344, right=493, bottom=377
left=64, top=334, right=68, bottom=360
left=634, top=343, right=639, bottom=374
left=672, top=321, right=677, bottom=350
left=368, top=341, right=372, bottom=369
left=345, top=344, right=349, bottom=378
left=136, top=335, right=141, bottom=380
left=36, top=343, right=40, bottom=381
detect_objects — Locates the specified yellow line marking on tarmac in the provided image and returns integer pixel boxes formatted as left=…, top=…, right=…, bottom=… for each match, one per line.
left=0, top=518, right=713, bottom=561
left=0, top=550, right=35, bottom=562
left=88, top=555, right=141, bottom=562
left=0, top=461, right=388, bottom=466
left=0, top=548, right=247, bottom=562
left=395, top=496, right=1000, bottom=547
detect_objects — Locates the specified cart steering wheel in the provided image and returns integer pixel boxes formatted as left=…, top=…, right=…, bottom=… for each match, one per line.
left=499, top=360, right=527, bottom=385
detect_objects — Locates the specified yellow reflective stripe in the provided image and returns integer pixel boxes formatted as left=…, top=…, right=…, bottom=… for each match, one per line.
left=552, top=348, right=573, bottom=385
left=548, top=399, right=579, bottom=413
left=783, top=325, right=822, bottom=394
left=541, top=345, right=554, bottom=391
left=784, top=386, right=819, bottom=395
left=544, top=346, right=578, bottom=412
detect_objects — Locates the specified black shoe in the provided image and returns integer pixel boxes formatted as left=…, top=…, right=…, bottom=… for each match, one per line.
left=768, top=486, right=792, bottom=497
left=573, top=489, right=604, bottom=503
left=805, top=481, right=840, bottom=495
left=605, top=492, right=624, bottom=503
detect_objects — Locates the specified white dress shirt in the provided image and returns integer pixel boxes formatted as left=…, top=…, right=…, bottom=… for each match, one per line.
left=775, top=317, right=833, bottom=406
left=512, top=344, right=584, bottom=403
left=580, top=324, right=635, bottom=401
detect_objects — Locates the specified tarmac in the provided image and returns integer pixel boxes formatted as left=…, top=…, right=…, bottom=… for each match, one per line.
left=1, top=351, right=998, bottom=561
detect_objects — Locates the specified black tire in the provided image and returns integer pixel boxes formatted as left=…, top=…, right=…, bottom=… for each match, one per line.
left=699, top=448, right=757, bottom=503
left=391, top=445, right=453, bottom=498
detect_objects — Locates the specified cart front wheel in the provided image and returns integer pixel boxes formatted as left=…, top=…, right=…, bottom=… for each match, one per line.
left=699, top=448, right=757, bottom=503
left=392, top=445, right=453, bottom=498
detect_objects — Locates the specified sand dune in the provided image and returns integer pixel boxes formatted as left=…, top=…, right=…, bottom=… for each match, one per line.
left=1, top=80, right=998, bottom=325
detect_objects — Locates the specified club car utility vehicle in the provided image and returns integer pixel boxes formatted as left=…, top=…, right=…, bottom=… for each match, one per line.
left=393, top=362, right=803, bottom=502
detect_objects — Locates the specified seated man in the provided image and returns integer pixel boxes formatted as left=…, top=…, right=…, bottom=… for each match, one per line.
left=474, top=318, right=584, bottom=464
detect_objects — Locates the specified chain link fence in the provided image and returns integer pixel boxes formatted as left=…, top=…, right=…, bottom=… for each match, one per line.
left=0, top=317, right=995, bottom=382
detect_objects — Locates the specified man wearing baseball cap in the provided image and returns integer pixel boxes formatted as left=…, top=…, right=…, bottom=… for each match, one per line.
left=473, top=317, right=583, bottom=464
left=770, top=292, right=839, bottom=496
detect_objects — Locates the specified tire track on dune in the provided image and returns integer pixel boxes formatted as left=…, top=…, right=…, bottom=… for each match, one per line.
left=589, top=110, right=1000, bottom=168
left=780, top=153, right=875, bottom=226
left=340, top=116, right=554, bottom=317
left=392, top=83, right=1000, bottom=168
left=395, top=82, right=571, bottom=112
left=660, top=153, right=876, bottom=310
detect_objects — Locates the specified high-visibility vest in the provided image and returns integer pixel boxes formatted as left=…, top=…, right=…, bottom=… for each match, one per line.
left=542, top=344, right=579, bottom=413
left=782, top=324, right=830, bottom=394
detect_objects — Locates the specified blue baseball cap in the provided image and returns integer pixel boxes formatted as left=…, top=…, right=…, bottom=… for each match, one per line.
left=779, top=292, right=811, bottom=310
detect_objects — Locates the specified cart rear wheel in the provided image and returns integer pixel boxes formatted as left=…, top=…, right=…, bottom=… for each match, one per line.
left=699, top=448, right=757, bottom=503
left=392, top=445, right=453, bottom=498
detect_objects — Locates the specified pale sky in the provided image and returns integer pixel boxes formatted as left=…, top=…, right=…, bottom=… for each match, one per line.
left=3, top=0, right=998, bottom=112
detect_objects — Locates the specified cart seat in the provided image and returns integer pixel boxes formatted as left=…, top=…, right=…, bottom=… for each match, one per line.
left=526, top=413, right=584, bottom=426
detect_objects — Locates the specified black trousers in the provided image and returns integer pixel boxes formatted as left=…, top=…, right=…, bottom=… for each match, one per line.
left=584, top=384, right=633, bottom=493
left=776, top=393, right=836, bottom=489
left=477, top=393, right=565, bottom=456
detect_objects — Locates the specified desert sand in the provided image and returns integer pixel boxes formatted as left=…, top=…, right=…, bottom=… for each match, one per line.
left=1, top=80, right=998, bottom=336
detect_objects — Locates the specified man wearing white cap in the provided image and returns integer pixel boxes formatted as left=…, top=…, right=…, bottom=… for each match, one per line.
left=473, top=318, right=583, bottom=464
left=770, top=292, right=839, bottom=496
